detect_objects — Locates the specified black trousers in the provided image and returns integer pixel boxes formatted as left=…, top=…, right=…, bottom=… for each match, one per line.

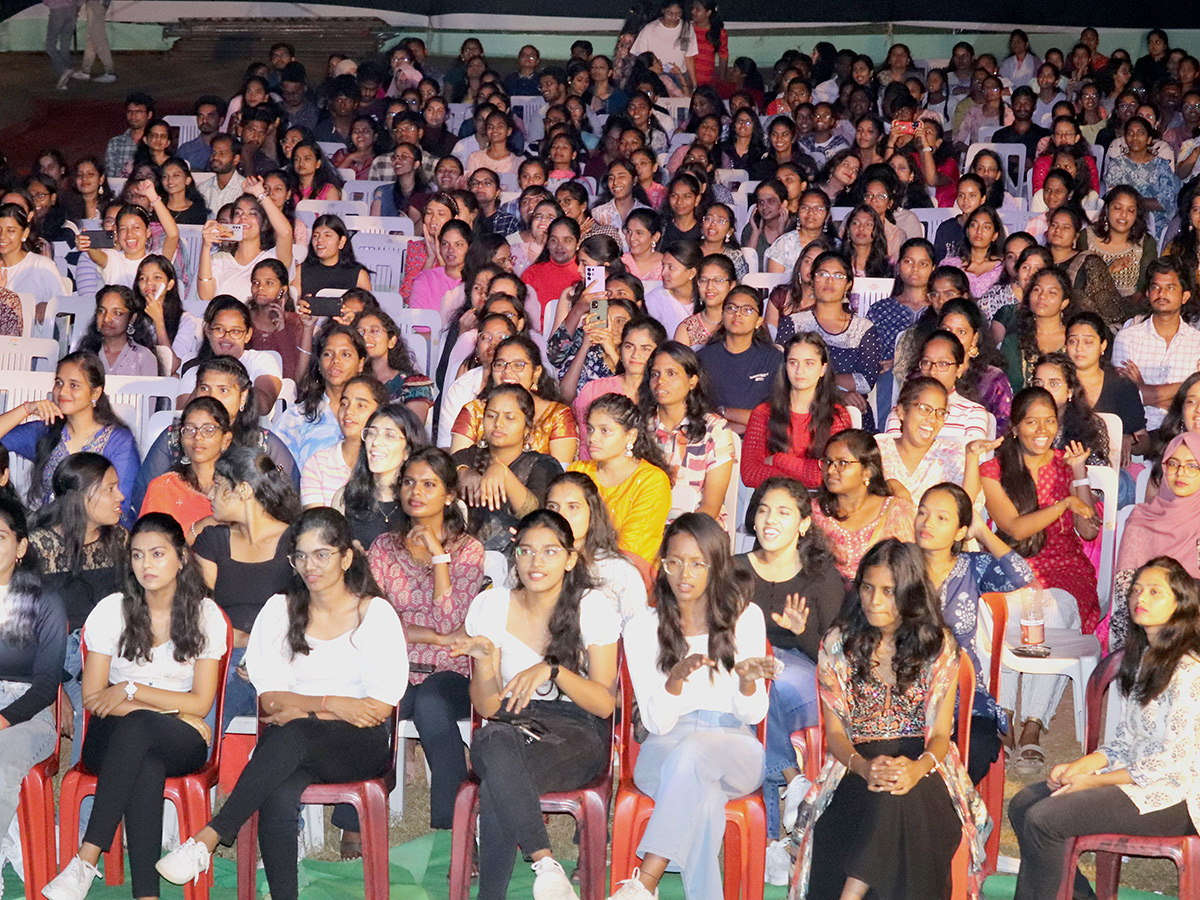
left=333, top=670, right=471, bottom=832
left=471, top=701, right=610, bottom=900
left=209, top=718, right=390, bottom=900
left=1009, top=780, right=1197, bottom=900
left=81, top=710, right=209, bottom=898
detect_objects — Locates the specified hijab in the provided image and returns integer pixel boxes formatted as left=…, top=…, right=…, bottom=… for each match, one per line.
left=1117, top=432, right=1200, bottom=578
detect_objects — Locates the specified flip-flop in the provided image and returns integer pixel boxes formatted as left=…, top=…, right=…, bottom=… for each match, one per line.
left=1013, top=743, right=1046, bottom=773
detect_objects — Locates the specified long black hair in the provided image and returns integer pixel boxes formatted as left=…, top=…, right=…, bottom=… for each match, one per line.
left=994, top=387, right=1057, bottom=558
left=584, top=393, right=671, bottom=475
left=350, top=306, right=422, bottom=378
left=815, top=428, right=892, bottom=518
left=343, top=403, right=427, bottom=526
left=745, top=476, right=837, bottom=573
left=484, top=334, right=563, bottom=403
left=547, top=471, right=623, bottom=566
left=309, top=214, right=362, bottom=269
left=180, top=296, right=253, bottom=376
left=133, top=254, right=184, bottom=344
left=513, top=509, right=596, bottom=674
left=192, top=356, right=261, bottom=445
left=838, top=537, right=948, bottom=693
left=639, top=341, right=717, bottom=445
left=294, top=323, right=368, bottom=421
left=283, top=507, right=381, bottom=658
left=1033, top=351, right=1107, bottom=459
left=76, top=285, right=161, bottom=372
left=1118, top=556, right=1200, bottom=704
left=937, top=298, right=1001, bottom=405
left=0, top=496, right=42, bottom=647
left=213, top=445, right=301, bottom=524
left=839, top=204, right=891, bottom=278
left=393, top=447, right=466, bottom=540
left=654, top=512, right=750, bottom=675
left=173, top=397, right=231, bottom=489
left=29, top=453, right=125, bottom=575
left=767, top=332, right=841, bottom=461
left=30, top=352, right=130, bottom=509
left=118, top=513, right=211, bottom=664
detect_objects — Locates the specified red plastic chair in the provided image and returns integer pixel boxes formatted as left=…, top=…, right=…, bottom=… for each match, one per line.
left=448, top=694, right=617, bottom=900
left=16, top=687, right=62, bottom=897
left=58, top=613, right=235, bottom=900
left=979, top=592, right=1009, bottom=876
left=235, top=702, right=403, bottom=900
left=609, top=656, right=770, bottom=900
left=1055, top=649, right=1200, bottom=900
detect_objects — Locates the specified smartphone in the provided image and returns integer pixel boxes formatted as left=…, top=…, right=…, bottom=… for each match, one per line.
left=218, top=223, right=244, bottom=241
left=891, top=120, right=917, bottom=136
left=305, top=295, right=344, bottom=318
left=81, top=229, right=114, bottom=250
left=589, top=295, right=609, bottom=324
left=583, top=265, right=606, bottom=294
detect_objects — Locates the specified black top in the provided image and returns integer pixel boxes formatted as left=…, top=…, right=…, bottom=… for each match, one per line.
left=300, top=260, right=364, bottom=297
left=169, top=203, right=209, bottom=226
left=1093, top=370, right=1148, bottom=436
left=29, top=528, right=127, bottom=631
left=740, top=556, right=847, bottom=662
left=932, top=217, right=965, bottom=263
left=660, top=221, right=702, bottom=245
left=696, top=340, right=783, bottom=412
left=0, top=588, right=68, bottom=725
left=348, top=499, right=402, bottom=553
left=192, top=524, right=292, bottom=632
left=451, top=447, right=563, bottom=553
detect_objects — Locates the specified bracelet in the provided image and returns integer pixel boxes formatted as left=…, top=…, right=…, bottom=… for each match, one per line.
left=321, top=695, right=328, bottom=712
left=1072, top=478, right=1090, bottom=487
left=921, top=750, right=939, bottom=774
left=431, top=553, right=451, bottom=565
left=848, top=751, right=862, bottom=774
left=922, top=146, right=933, bottom=152
left=198, top=276, right=215, bottom=282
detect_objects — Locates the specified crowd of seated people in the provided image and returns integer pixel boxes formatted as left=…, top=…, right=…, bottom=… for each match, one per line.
left=2, top=18, right=1200, bottom=900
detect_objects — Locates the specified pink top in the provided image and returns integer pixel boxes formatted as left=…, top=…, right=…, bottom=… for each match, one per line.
left=812, top=496, right=916, bottom=580
left=409, top=267, right=461, bottom=313
left=573, top=375, right=639, bottom=458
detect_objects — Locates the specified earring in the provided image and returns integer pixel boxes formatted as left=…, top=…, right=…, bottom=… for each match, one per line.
left=625, top=442, right=634, bottom=457
left=477, top=436, right=488, bottom=449
left=180, top=453, right=191, bottom=465
left=126, top=323, right=135, bottom=336
left=524, top=439, right=532, bottom=451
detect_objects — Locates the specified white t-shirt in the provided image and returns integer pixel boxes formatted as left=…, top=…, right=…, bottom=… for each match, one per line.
left=644, top=288, right=694, bottom=339
left=245, top=594, right=409, bottom=705
left=592, top=553, right=649, bottom=628
left=300, top=441, right=354, bottom=507
left=631, top=19, right=698, bottom=74
left=178, top=347, right=282, bottom=396
left=622, top=603, right=768, bottom=735
left=170, top=311, right=204, bottom=368
left=84, top=593, right=228, bottom=692
left=100, top=249, right=147, bottom=289
left=209, top=249, right=278, bottom=303
left=464, top=586, right=620, bottom=702
left=2, top=251, right=69, bottom=305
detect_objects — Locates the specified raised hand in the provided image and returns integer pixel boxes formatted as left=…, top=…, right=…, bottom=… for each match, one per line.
left=771, top=593, right=810, bottom=635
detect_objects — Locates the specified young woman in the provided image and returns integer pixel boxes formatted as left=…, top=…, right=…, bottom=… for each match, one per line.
left=980, top=387, right=1101, bottom=762
left=465, top=110, right=523, bottom=176
left=739, top=479, right=845, bottom=843
left=1001, top=267, right=1073, bottom=394
left=300, top=375, right=389, bottom=508
left=572, top=318, right=666, bottom=450
left=915, top=482, right=1035, bottom=783
left=569, top=393, right=673, bottom=564
left=615, top=513, right=773, bottom=900
left=521, top=217, right=582, bottom=318
left=510, top=198, right=560, bottom=277
left=136, top=254, right=202, bottom=375
left=764, top=189, right=832, bottom=275
left=674, top=253, right=734, bottom=348
left=1065, top=311, right=1147, bottom=465
left=273, top=324, right=369, bottom=469
left=294, top=214, right=372, bottom=298
left=644, top=240, right=703, bottom=338
left=838, top=205, right=892, bottom=279
left=765, top=238, right=835, bottom=333
left=331, top=116, right=379, bottom=181
left=978, top=234, right=1040, bottom=327
left=448, top=509, right=619, bottom=900
left=1031, top=352, right=1111, bottom=468
left=451, top=385, right=563, bottom=553
left=336, top=403, right=426, bottom=550
left=0, top=350, right=137, bottom=523
left=816, top=150, right=861, bottom=205
left=741, top=332, right=851, bottom=490
left=160, top=157, right=208, bottom=225
left=931, top=174, right=984, bottom=262
left=156, top=508, right=406, bottom=900
left=698, top=203, right=748, bottom=280
left=1044, top=207, right=1128, bottom=326
left=351, top=306, right=434, bottom=421
left=1103, top=117, right=1179, bottom=242
left=409, top=217, right=472, bottom=314
left=630, top=147, right=667, bottom=212
left=938, top=298, right=1014, bottom=435
left=76, top=284, right=161, bottom=376
left=140, top=397, right=233, bottom=535
left=65, top=157, right=113, bottom=223
left=941, top=206, right=1006, bottom=297
left=0, top=203, right=66, bottom=310
left=888, top=330, right=991, bottom=448
left=1009, top=556, right=1200, bottom=900
left=197, top=188, right=294, bottom=303
left=721, top=107, right=767, bottom=171
left=811, top=428, right=916, bottom=580
left=290, top=140, right=343, bottom=202
left=1083, top=186, right=1158, bottom=298
left=591, top=160, right=651, bottom=244
left=43, top=513, right=227, bottom=900
left=369, top=142, right=430, bottom=223
left=193, top=446, right=300, bottom=726
left=366, top=447, right=483, bottom=830
left=741, top=180, right=793, bottom=262
left=399, top=193, right=459, bottom=301
left=242, top=258, right=308, bottom=383
left=795, top=538, right=976, bottom=900
left=78, top=189, right=180, bottom=289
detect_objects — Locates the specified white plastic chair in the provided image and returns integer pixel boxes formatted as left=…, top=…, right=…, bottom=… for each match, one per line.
left=164, top=115, right=200, bottom=146
left=715, top=168, right=749, bottom=186
left=343, top=214, right=414, bottom=236
left=13, top=293, right=37, bottom=339
left=1096, top=412, right=1123, bottom=473
left=176, top=224, right=206, bottom=286
left=742, top=272, right=787, bottom=295
left=847, top=277, right=894, bottom=317
left=659, top=98, right=691, bottom=128
left=740, top=247, right=759, bottom=276
left=352, top=247, right=406, bottom=293
left=145, top=408, right=177, bottom=450
left=50, top=293, right=96, bottom=354
left=913, top=207, right=957, bottom=240
left=1089, top=463, right=1119, bottom=619
left=483, top=549, right=508, bottom=589
left=847, top=406, right=863, bottom=429
left=107, top=176, right=127, bottom=196
left=1134, top=464, right=1151, bottom=503
left=965, top=142, right=1028, bottom=196
left=0, top=337, right=60, bottom=373
left=390, top=718, right=472, bottom=818
left=342, top=181, right=392, bottom=206
left=296, top=199, right=370, bottom=219
left=317, top=141, right=347, bottom=159
left=390, top=309, right=442, bottom=378
left=538, top=296, right=559, bottom=335
left=105, top=375, right=181, bottom=453
left=668, top=132, right=695, bottom=153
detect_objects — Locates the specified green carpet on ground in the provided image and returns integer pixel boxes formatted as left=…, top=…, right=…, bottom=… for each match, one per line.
left=2, top=832, right=1177, bottom=899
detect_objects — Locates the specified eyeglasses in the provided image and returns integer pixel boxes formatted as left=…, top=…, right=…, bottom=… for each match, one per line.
left=906, top=401, right=948, bottom=421
left=918, top=358, right=956, bottom=373
left=180, top=423, right=223, bottom=438
left=208, top=325, right=248, bottom=339
left=724, top=302, right=758, bottom=316
left=863, top=192, right=890, bottom=202
left=468, top=179, right=496, bottom=189
left=701, top=216, right=730, bottom=226
left=288, top=548, right=340, bottom=569
left=814, top=271, right=849, bottom=282
left=698, top=275, right=730, bottom=286
left=799, top=204, right=827, bottom=214
left=492, top=359, right=530, bottom=373
left=1162, top=455, right=1200, bottom=477
left=362, top=425, right=406, bottom=442
left=661, top=557, right=710, bottom=576
left=819, top=457, right=860, bottom=472
left=514, top=545, right=567, bottom=561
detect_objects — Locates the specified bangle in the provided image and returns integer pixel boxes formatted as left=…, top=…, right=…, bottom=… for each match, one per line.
left=848, top=751, right=862, bottom=774
left=431, top=553, right=451, bottom=566
left=921, top=750, right=939, bottom=774
left=198, top=276, right=215, bottom=282
left=1072, top=478, right=1090, bottom=487
left=922, top=146, right=933, bottom=152
left=321, top=695, right=328, bottom=712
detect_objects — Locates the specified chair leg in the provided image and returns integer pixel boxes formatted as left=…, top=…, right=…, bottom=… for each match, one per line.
left=17, top=779, right=43, bottom=895
left=742, top=799, right=766, bottom=900
left=578, top=793, right=609, bottom=900
left=1094, top=851, right=1121, bottom=900
left=1056, top=841, right=1080, bottom=900
left=236, top=815, right=258, bottom=900
left=360, top=782, right=391, bottom=900
left=58, top=775, right=84, bottom=872
left=448, top=783, right=479, bottom=900
left=104, top=823, right=124, bottom=885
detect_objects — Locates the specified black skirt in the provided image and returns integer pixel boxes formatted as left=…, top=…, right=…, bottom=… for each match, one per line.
left=807, top=737, right=962, bottom=900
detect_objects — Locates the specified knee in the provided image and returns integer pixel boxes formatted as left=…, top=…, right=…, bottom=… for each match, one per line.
left=259, top=786, right=305, bottom=838
left=1008, top=784, right=1045, bottom=833
left=470, top=723, right=523, bottom=777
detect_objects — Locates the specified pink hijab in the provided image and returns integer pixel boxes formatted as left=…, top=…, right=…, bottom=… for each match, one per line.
left=1117, top=432, right=1200, bottom=578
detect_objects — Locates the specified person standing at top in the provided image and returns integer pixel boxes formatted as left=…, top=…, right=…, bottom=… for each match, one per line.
left=44, top=0, right=80, bottom=91
left=71, top=0, right=116, bottom=84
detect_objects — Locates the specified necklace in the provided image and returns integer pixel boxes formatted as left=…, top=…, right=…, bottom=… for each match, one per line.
left=375, top=499, right=400, bottom=526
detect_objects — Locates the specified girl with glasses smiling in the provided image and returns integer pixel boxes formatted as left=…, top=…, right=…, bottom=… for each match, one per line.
left=140, top=397, right=233, bottom=536
left=885, top=329, right=990, bottom=448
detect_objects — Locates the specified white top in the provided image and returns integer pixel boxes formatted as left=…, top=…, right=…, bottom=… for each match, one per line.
left=437, top=366, right=484, bottom=448
left=179, top=347, right=282, bottom=396
left=198, top=172, right=247, bottom=219
left=209, top=249, right=278, bottom=303
left=644, top=287, right=694, bottom=338
left=171, top=311, right=205, bottom=368
left=884, top=389, right=990, bottom=446
left=84, top=593, right=228, bottom=692
left=622, top=603, right=768, bottom=735
left=99, top=249, right=148, bottom=288
left=2, top=251, right=70, bottom=304
left=464, top=586, right=620, bottom=702
left=593, top=552, right=649, bottom=628
left=630, top=19, right=697, bottom=74
left=300, top=441, right=354, bottom=507
left=245, top=593, right=408, bottom=705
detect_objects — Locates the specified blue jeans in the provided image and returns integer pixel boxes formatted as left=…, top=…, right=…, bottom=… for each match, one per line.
left=222, top=645, right=258, bottom=730
left=764, top=646, right=819, bottom=838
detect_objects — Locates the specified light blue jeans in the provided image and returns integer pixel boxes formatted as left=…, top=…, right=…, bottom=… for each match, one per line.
left=0, top=682, right=55, bottom=843
left=763, top=646, right=819, bottom=838
left=634, top=711, right=765, bottom=900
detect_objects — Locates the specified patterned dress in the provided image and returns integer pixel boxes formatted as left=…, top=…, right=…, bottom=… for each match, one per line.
left=649, top=412, right=737, bottom=526
left=811, top=496, right=916, bottom=581
left=451, top=398, right=578, bottom=456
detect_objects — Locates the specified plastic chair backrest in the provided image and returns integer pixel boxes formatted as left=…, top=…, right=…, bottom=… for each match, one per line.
left=176, top=225, right=206, bottom=286
left=343, top=214, right=415, bottom=236
left=848, top=277, right=894, bottom=317
left=388, top=308, right=442, bottom=377
left=341, top=181, right=392, bottom=206
left=1084, top=650, right=1124, bottom=753
left=164, top=115, right=200, bottom=146
left=483, top=550, right=508, bottom=590
left=846, top=406, right=863, bottom=429
left=105, top=375, right=182, bottom=452
left=0, top=337, right=59, bottom=372
left=1088, top=464, right=1120, bottom=617
left=353, top=246, right=406, bottom=293
left=979, top=593, right=1009, bottom=698
left=740, top=246, right=759, bottom=275
left=965, top=142, right=1028, bottom=195
left=716, top=168, right=749, bottom=186
left=742, top=272, right=788, bottom=295
left=50, top=293, right=95, bottom=352
left=296, top=199, right=370, bottom=219
left=1096, top=412, right=1122, bottom=472
left=14, top=293, right=36, bottom=338
left=317, top=141, right=346, bottom=159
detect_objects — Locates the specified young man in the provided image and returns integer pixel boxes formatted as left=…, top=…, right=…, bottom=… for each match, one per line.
left=267, top=42, right=295, bottom=88
left=43, top=0, right=79, bottom=90
left=177, top=96, right=226, bottom=173
left=313, top=76, right=358, bottom=145
left=369, top=111, right=430, bottom=180
left=105, top=92, right=154, bottom=176
left=1112, top=258, right=1200, bottom=430
left=278, top=62, right=318, bottom=131
left=993, top=86, right=1050, bottom=170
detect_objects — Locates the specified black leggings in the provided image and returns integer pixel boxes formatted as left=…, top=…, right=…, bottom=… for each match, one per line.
left=81, top=710, right=209, bottom=898
left=208, top=718, right=390, bottom=900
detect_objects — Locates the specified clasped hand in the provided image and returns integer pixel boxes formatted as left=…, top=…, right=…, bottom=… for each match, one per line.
left=863, top=754, right=925, bottom=795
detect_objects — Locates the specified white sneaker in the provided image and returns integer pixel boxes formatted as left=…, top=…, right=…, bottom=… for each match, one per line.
left=41, top=856, right=98, bottom=900
left=54, top=70, right=73, bottom=91
left=531, top=856, right=577, bottom=900
left=70, top=70, right=90, bottom=80
left=155, top=837, right=211, bottom=885
left=765, top=838, right=793, bottom=886
left=782, top=773, right=811, bottom=832
left=607, top=869, right=658, bottom=900
left=93, top=72, right=116, bottom=83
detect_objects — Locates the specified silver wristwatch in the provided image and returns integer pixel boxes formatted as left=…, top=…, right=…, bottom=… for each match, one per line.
left=124, top=681, right=137, bottom=701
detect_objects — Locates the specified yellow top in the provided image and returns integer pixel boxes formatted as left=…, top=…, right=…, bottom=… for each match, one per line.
left=568, top=458, right=673, bottom=565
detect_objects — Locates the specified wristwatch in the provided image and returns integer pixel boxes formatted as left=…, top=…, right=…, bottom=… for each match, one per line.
left=124, top=682, right=137, bottom=702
